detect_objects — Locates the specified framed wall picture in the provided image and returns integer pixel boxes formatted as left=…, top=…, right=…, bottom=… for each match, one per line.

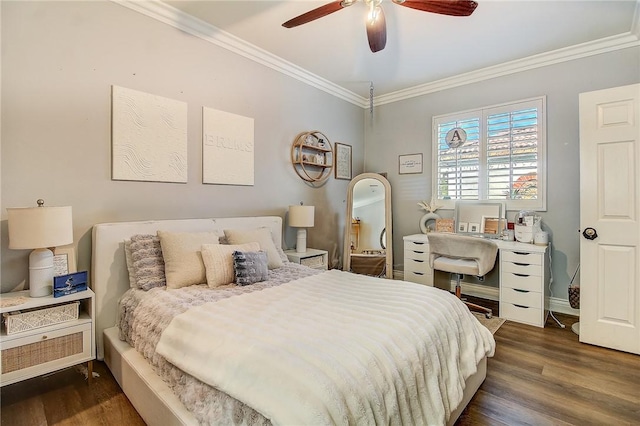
left=335, top=143, right=352, bottom=180
left=399, top=153, right=423, bottom=175
left=469, top=222, right=480, bottom=233
left=458, top=222, right=468, bottom=233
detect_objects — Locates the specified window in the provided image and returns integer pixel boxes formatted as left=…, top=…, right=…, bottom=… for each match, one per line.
left=432, top=97, right=546, bottom=211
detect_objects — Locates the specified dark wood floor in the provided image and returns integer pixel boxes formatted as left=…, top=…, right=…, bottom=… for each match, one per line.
left=2, top=304, right=638, bottom=425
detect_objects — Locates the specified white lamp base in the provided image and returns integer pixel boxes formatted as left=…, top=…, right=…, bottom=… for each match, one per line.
left=296, top=228, right=308, bottom=253
left=29, top=248, right=54, bottom=298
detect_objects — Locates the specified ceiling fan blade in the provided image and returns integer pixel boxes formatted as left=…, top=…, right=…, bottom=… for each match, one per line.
left=393, top=0, right=478, bottom=17
left=282, top=1, right=354, bottom=28
left=366, top=5, right=387, bottom=52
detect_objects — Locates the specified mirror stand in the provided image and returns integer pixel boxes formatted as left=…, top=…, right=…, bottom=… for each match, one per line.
left=343, top=173, right=393, bottom=278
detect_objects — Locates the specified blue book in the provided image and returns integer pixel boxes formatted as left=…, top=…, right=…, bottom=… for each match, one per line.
left=54, top=271, right=88, bottom=298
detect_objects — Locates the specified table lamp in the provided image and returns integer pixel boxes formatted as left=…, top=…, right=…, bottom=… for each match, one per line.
left=289, top=204, right=315, bottom=253
left=7, top=200, right=73, bottom=297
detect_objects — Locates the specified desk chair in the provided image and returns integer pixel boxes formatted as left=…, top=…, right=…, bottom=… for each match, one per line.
left=427, top=233, right=498, bottom=319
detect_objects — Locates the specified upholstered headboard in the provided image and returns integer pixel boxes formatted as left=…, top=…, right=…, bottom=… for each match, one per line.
left=91, top=216, right=283, bottom=360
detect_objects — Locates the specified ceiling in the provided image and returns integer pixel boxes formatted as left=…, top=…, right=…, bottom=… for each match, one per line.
left=162, top=0, right=639, bottom=100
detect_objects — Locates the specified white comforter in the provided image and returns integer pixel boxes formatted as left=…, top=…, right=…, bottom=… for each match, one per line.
left=156, top=269, right=495, bottom=426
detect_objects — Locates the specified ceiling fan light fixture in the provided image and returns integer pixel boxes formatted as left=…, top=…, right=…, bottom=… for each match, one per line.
left=367, top=5, right=382, bottom=24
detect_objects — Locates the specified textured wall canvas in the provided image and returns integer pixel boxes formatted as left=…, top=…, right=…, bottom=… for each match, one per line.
left=202, top=107, right=254, bottom=186
left=112, top=86, right=188, bottom=183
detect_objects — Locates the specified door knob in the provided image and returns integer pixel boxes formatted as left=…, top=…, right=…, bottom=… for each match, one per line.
left=582, top=227, right=598, bottom=240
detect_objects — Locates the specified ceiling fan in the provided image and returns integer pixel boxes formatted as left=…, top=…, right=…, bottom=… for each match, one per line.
left=282, top=0, right=478, bottom=53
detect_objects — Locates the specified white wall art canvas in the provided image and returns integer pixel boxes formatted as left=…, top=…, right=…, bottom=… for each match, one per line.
left=112, top=86, right=187, bottom=183
left=202, top=107, right=254, bottom=186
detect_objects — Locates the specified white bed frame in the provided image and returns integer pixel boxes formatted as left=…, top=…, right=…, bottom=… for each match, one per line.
left=91, top=216, right=485, bottom=426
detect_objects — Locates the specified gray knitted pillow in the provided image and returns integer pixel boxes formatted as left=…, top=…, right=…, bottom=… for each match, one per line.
left=129, top=234, right=166, bottom=291
left=233, top=250, right=268, bottom=286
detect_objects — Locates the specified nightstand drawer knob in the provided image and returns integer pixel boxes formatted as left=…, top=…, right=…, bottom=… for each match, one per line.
left=42, top=335, right=48, bottom=340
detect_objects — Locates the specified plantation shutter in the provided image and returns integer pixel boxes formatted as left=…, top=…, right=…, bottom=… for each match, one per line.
left=486, top=99, right=542, bottom=201
left=432, top=97, right=546, bottom=211
left=436, top=117, right=481, bottom=200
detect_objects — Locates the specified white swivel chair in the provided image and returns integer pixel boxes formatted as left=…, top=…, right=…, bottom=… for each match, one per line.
left=427, top=233, right=498, bottom=319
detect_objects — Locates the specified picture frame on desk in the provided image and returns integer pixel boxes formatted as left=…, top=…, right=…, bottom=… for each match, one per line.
left=469, top=222, right=480, bottom=233
left=481, top=216, right=502, bottom=235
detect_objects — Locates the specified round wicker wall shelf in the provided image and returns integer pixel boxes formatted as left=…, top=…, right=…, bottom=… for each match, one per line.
left=290, top=131, right=333, bottom=184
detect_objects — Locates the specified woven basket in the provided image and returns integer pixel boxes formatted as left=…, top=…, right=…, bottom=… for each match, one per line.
left=3, top=302, right=79, bottom=335
left=568, top=286, right=580, bottom=309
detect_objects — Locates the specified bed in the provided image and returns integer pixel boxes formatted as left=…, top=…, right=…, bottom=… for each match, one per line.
left=92, top=216, right=494, bottom=426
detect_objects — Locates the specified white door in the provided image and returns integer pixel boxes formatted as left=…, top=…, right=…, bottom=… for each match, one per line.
left=579, top=83, right=640, bottom=355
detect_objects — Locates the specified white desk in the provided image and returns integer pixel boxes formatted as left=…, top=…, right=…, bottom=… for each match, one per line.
left=403, top=234, right=549, bottom=327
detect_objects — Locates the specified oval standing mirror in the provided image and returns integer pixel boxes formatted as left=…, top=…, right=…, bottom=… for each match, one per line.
left=343, top=173, right=393, bottom=278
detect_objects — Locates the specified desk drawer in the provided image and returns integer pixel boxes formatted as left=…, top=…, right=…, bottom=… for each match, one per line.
left=501, top=303, right=543, bottom=327
left=404, top=248, right=429, bottom=262
left=501, top=272, right=542, bottom=292
left=501, top=287, right=542, bottom=309
left=404, top=240, right=429, bottom=252
left=502, top=261, right=542, bottom=277
left=404, top=270, right=432, bottom=286
left=501, top=250, right=542, bottom=265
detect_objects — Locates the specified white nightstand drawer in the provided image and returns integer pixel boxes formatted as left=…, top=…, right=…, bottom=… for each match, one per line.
left=501, top=287, right=542, bottom=309
left=501, top=272, right=542, bottom=292
left=501, top=303, right=543, bottom=327
left=501, top=261, right=542, bottom=277
left=1, top=321, right=92, bottom=386
left=404, top=270, right=432, bottom=286
left=501, top=251, right=542, bottom=265
left=300, top=255, right=327, bottom=270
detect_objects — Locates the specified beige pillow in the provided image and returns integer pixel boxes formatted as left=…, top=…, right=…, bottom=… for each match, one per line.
left=223, top=228, right=284, bottom=269
left=201, top=242, right=261, bottom=288
left=158, top=231, right=220, bottom=289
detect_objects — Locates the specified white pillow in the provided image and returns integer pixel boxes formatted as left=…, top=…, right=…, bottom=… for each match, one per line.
left=158, top=231, right=220, bottom=289
left=201, top=242, right=261, bottom=288
left=223, top=228, right=284, bottom=269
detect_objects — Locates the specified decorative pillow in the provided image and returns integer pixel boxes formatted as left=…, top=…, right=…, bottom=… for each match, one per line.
left=129, top=234, right=166, bottom=291
left=124, top=239, right=137, bottom=288
left=233, top=250, right=269, bottom=286
left=201, top=242, right=260, bottom=288
left=223, top=228, right=284, bottom=270
left=158, top=231, right=220, bottom=289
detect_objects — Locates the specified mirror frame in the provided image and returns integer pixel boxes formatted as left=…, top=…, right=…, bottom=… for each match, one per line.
left=343, top=173, right=393, bottom=278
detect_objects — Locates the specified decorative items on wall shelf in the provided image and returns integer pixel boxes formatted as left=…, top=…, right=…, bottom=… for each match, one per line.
left=290, top=131, right=333, bottom=184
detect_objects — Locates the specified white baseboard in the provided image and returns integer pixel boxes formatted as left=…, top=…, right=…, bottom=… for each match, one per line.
left=548, top=297, right=580, bottom=317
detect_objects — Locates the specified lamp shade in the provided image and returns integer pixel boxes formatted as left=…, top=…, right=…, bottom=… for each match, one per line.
left=289, top=205, right=315, bottom=228
left=8, top=205, right=73, bottom=249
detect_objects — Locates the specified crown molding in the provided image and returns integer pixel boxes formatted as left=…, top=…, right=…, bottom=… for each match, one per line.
left=112, top=0, right=368, bottom=107
left=114, top=0, right=638, bottom=110
left=375, top=31, right=640, bottom=106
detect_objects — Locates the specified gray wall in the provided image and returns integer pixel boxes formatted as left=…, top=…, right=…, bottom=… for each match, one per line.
left=365, top=47, right=640, bottom=300
left=2, top=1, right=638, bottom=305
left=1, top=1, right=364, bottom=291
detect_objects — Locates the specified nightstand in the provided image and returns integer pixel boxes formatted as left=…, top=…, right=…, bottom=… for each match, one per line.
left=285, top=248, right=329, bottom=270
left=0, top=288, right=95, bottom=386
